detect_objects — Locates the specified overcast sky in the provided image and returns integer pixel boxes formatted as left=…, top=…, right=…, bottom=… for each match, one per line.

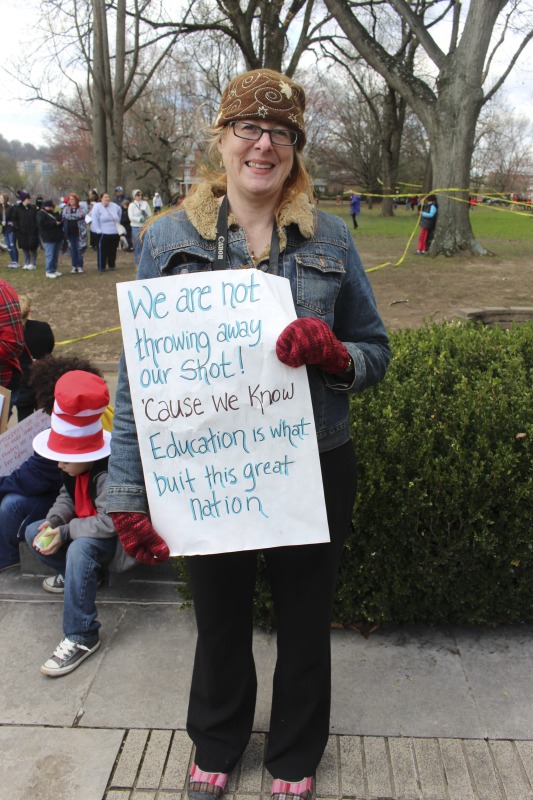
left=0, top=0, right=532, bottom=147
left=0, top=0, right=48, bottom=145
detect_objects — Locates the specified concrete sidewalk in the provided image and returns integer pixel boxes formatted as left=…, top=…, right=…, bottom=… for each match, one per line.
left=1, top=564, right=532, bottom=800
left=2, top=366, right=532, bottom=799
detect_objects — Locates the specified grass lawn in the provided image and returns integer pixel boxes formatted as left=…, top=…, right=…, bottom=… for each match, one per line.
left=324, top=200, right=533, bottom=240
left=1, top=201, right=532, bottom=361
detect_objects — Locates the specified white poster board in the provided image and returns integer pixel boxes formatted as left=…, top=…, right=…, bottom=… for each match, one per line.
left=0, top=409, right=51, bottom=476
left=0, top=386, right=10, bottom=434
left=117, top=270, right=329, bottom=555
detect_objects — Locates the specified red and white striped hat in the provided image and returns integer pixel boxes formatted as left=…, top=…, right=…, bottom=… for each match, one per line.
left=33, top=371, right=111, bottom=462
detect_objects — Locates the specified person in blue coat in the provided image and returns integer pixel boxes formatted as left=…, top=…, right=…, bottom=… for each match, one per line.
left=0, top=453, right=61, bottom=570
left=416, top=195, right=438, bottom=254
left=349, top=192, right=361, bottom=229
left=0, top=355, right=107, bottom=571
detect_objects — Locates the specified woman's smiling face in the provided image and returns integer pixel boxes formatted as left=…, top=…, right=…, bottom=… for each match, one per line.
left=218, top=120, right=295, bottom=205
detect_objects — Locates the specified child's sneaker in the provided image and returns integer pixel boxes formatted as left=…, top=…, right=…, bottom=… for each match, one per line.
left=43, top=574, right=65, bottom=593
left=40, top=637, right=100, bottom=676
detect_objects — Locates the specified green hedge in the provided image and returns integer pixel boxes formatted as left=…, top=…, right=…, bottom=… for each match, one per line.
left=252, top=322, right=533, bottom=628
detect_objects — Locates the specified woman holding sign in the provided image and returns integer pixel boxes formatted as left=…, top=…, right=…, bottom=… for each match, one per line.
left=107, top=69, right=390, bottom=800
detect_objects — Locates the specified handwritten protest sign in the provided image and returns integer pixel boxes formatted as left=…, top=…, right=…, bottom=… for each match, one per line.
left=0, top=410, right=50, bottom=476
left=0, top=386, right=10, bottom=434
left=117, top=270, right=329, bottom=555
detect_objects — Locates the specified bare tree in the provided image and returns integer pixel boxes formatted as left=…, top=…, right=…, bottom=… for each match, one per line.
left=45, top=104, right=95, bottom=195
left=11, top=0, right=179, bottom=190
left=122, top=62, right=207, bottom=199
left=0, top=153, right=24, bottom=196
left=322, top=0, right=533, bottom=255
left=318, top=7, right=422, bottom=217
left=304, top=70, right=384, bottom=196
left=472, top=100, right=533, bottom=194
left=132, top=0, right=333, bottom=74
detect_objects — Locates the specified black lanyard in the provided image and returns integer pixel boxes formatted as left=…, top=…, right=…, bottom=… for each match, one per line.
left=213, top=195, right=280, bottom=273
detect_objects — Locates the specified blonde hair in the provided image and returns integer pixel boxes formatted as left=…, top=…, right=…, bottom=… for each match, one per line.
left=18, top=294, right=31, bottom=320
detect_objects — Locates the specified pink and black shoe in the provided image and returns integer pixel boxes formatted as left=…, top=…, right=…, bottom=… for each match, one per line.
left=271, top=776, right=314, bottom=800
left=188, top=764, right=229, bottom=800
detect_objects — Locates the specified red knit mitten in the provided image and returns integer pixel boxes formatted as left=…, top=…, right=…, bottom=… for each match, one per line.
left=276, top=317, right=351, bottom=373
left=110, top=512, right=170, bottom=566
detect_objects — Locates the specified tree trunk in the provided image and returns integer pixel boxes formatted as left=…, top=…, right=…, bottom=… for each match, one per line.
left=380, top=89, right=404, bottom=217
left=91, top=0, right=109, bottom=190
left=110, top=0, right=127, bottom=191
left=323, top=0, right=511, bottom=256
left=428, top=61, right=489, bottom=256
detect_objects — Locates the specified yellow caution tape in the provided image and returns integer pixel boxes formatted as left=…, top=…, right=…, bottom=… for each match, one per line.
left=54, top=186, right=531, bottom=334
left=56, top=326, right=121, bottom=346
left=362, top=187, right=532, bottom=272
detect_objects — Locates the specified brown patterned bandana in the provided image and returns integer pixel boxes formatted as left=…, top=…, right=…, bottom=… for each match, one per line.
left=214, top=69, right=306, bottom=148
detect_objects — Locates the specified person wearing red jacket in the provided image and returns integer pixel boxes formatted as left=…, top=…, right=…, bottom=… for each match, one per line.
left=0, top=278, right=23, bottom=402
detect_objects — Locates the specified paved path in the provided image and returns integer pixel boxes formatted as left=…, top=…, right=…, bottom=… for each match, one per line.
left=1, top=366, right=532, bottom=799
left=103, top=729, right=533, bottom=800
left=1, top=566, right=532, bottom=800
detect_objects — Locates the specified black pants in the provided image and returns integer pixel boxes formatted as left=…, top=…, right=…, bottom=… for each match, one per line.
left=94, top=232, right=119, bottom=271
left=185, top=440, right=357, bottom=780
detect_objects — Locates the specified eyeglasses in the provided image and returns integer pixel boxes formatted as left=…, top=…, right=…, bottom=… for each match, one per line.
left=229, top=121, right=298, bottom=147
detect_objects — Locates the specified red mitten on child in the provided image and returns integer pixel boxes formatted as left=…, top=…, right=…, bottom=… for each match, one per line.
left=110, top=512, right=170, bottom=566
left=276, top=317, right=351, bottom=374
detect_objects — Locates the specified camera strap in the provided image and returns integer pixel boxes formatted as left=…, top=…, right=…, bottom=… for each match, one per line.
left=213, top=194, right=280, bottom=273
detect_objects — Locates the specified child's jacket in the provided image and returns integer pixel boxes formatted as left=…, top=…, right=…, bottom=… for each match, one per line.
left=46, top=457, right=116, bottom=544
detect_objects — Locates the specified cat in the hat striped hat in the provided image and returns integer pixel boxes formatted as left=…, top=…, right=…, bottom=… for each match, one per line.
left=33, top=370, right=111, bottom=463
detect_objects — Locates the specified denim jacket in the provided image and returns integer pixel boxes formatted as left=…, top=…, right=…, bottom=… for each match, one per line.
left=106, top=184, right=390, bottom=514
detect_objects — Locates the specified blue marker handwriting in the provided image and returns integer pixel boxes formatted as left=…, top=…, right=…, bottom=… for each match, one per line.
left=149, top=427, right=250, bottom=460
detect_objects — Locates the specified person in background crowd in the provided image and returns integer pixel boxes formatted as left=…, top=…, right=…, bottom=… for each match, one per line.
left=0, top=278, right=23, bottom=406
left=0, top=193, right=19, bottom=268
left=62, top=193, right=88, bottom=273
left=107, top=68, right=390, bottom=800
left=37, top=200, right=63, bottom=279
left=90, top=192, right=121, bottom=272
left=35, top=196, right=45, bottom=250
left=416, top=194, right=438, bottom=254
left=115, top=186, right=130, bottom=205
left=153, top=192, right=163, bottom=214
left=11, top=192, right=39, bottom=270
left=120, top=199, right=134, bottom=251
left=128, top=189, right=152, bottom=267
left=349, top=192, right=361, bottom=230
left=13, top=294, right=55, bottom=421
left=87, top=191, right=99, bottom=250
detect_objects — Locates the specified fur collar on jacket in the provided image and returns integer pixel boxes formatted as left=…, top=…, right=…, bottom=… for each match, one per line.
left=182, top=182, right=316, bottom=252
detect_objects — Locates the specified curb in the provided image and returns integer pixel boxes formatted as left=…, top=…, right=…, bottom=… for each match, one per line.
left=104, top=730, right=533, bottom=799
